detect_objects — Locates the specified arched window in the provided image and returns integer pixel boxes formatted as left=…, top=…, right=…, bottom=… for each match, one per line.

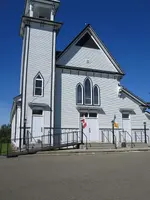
left=76, top=84, right=83, bottom=104
left=34, top=72, right=44, bottom=96
left=93, top=85, right=100, bottom=105
left=84, top=78, right=92, bottom=105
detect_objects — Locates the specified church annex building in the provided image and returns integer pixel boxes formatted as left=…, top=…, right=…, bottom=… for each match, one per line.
left=11, top=0, right=150, bottom=150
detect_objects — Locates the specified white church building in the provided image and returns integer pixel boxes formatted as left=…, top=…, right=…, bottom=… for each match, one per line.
left=11, top=0, right=150, bottom=150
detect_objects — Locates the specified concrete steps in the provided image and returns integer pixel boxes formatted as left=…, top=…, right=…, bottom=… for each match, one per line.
left=81, top=143, right=116, bottom=149
left=132, top=142, right=149, bottom=148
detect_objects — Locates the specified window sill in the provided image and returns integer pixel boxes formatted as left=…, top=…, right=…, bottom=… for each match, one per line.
left=33, top=95, right=43, bottom=97
left=76, top=104, right=102, bottom=111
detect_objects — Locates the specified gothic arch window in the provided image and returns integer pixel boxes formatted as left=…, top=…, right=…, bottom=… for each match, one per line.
left=84, top=78, right=92, bottom=105
left=33, top=72, right=44, bottom=96
left=76, top=83, right=83, bottom=104
left=93, top=85, right=100, bottom=105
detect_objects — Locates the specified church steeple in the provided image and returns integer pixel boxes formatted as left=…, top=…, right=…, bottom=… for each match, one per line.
left=24, top=0, right=60, bottom=21
left=18, top=0, right=62, bottom=149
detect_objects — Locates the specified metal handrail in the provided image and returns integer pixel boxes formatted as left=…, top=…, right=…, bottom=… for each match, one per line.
left=42, top=131, right=80, bottom=145
left=42, top=131, right=79, bottom=137
left=26, top=130, right=38, bottom=150
left=8, top=130, right=82, bottom=155
left=132, top=128, right=149, bottom=131
left=134, top=131, right=143, bottom=142
left=99, top=128, right=123, bottom=131
left=124, top=130, right=133, bottom=147
left=119, top=131, right=126, bottom=142
left=27, top=130, right=37, bottom=143
left=101, top=131, right=111, bottom=143
left=82, top=132, right=88, bottom=149
left=146, top=134, right=149, bottom=143
left=114, top=135, right=117, bottom=149
left=44, top=127, right=79, bottom=130
left=119, top=130, right=133, bottom=148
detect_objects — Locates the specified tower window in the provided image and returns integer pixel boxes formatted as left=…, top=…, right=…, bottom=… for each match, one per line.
left=33, top=73, right=44, bottom=96
left=33, top=6, right=51, bottom=20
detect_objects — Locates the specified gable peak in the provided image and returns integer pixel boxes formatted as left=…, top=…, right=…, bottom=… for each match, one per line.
left=76, top=32, right=100, bottom=49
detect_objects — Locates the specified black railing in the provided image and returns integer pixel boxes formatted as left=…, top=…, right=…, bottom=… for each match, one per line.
left=1, top=128, right=82, bottom=157
left=132, top=128, right=149, bottom=144
left=83, top=132, right=88, bottom=149
left=119, top=130, right=134, bottom=148
left=99, top=128, right=122, bottom=145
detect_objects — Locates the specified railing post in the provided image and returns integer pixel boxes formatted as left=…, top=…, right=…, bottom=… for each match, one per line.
left=41, top=136, right=43, bottom=149
left=81, top=123, right=83, bottom=144
left=67, top=132, right=68, bottom=149
left=112, top=120, right=115, bottom=144
left=23, top=119, right=27, bottom=145
left=50, top=130, right=52, bottom=147
left=144, top=122, right=147, bottom=144
left=27, top=130, right=29, bottom=152
left=73, top=131, right=74, bottom=143
left=102, top=131, right=104, bottom=142
left=135, top=132, right=137, bottom=142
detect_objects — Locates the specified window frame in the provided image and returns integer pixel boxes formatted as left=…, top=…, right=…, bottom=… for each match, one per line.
left=93, top=85, right=100, bottom=106
left=84, top=77, right=93, bottom=105
left=33, top=5, right=51, bottom=20
left=76, top=83, right=83, bottom=105
left=122, top=113, right=130, bottom=119
left=80, top=112, right=98, bottom=118
left=32, top=109, right=43, bottom=116
left=89, top=112, right=98, bottom=118
left=33, top=72, right=44, bottom=97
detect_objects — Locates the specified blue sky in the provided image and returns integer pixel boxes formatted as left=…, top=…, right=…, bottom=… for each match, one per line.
left=0, top=0, right=150, bottom=125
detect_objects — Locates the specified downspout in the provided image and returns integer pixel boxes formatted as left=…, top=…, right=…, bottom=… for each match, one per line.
left=15, top=105, right=17, bottom=141
left=19, top=26, right=27, bottom=149
left=50, top=27, right=55, bottom=134
left=23, top=25, right=31, bottom=145
left=19, top=25, right=31, bottom=149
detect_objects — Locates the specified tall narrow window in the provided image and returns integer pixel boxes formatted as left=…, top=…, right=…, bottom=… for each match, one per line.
left=34, top=73, right=44, bottom=96
left=76, top=84, right=83, bottom=104
left=84, top=78, right=92, bottom=105
left=93, top=85, right=100, bottom=105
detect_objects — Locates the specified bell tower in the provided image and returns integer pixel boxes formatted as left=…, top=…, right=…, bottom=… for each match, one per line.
left=24, top=0, right=60, bottom=20
left=19, top=0, right=62, bottom=148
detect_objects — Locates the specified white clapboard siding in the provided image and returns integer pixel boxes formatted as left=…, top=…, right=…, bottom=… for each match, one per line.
left=55, top=69, right=149, bottom=131
left=25, top=22, right=55, bottom=128
left=57, top=45, right=118, bottom=72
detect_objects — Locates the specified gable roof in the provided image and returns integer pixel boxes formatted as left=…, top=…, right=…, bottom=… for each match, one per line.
left=56, top=50, right=62, bottom=58
left=57, top=24, right=125, bottom=75
left=121, top=87, right=147, bottom=106
left=146, top=102, right=150, bottom=108
left=145, top=111, right=150, bottom=115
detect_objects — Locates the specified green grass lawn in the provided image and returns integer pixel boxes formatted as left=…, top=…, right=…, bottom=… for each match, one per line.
left=0, top=143, right=12, bottom=155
